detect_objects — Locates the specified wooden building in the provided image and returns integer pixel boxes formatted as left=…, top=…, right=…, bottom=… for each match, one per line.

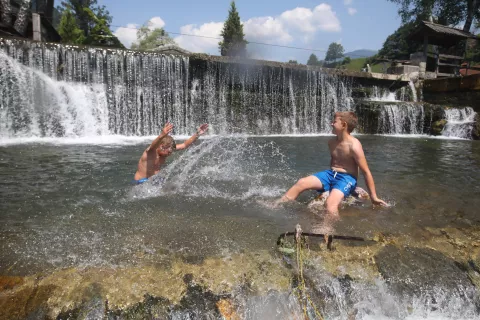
left=409, top=21, right=477, bottom=78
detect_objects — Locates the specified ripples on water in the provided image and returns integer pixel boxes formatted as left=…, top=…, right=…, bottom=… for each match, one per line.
left=1, top=135, right=479, bottom=319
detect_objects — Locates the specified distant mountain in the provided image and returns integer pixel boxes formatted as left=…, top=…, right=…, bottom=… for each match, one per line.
left=344, top=49, right=378, bottom=59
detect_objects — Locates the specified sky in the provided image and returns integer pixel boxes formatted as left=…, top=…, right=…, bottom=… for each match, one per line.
left=98, top=0, right=404, bottom=63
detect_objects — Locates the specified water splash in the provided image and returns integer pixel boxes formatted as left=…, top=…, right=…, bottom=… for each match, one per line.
left=129, top=136, right=292, bottom=201
left=441, top=107, right=477, bottom=139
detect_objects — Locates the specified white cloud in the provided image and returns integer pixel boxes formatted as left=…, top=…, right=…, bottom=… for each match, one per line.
left=280, top=4, right=341, bottom=33
left=114, top=16, right=167, bottom=48
left=119, top=3, right=341, bottom=53
left=147, top=17, right=166, bottom=29
left=114, top=23, right=139, bottom=48
left=347, top=7, right=357, bottom=15
left=243, top=16, right=292, bottom=44
left=174, top=22, right=224, bottom=54
left=344, top=0, right=353, bottom=5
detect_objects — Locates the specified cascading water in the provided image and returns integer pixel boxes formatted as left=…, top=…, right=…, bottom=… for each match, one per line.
left=378, top=103, right=425, bottom=134
left=0, top=38, right=353, bottom=138
left=442, top=107, right=477, bottom=139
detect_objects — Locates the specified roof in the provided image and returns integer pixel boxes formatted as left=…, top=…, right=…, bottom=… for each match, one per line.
left=409, top=21, right=478, bottom=47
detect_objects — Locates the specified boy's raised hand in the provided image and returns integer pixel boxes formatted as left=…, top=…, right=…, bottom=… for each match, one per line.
left=197, top=123, right=209, bottom=135
left=162, top=122, right=174, bottom=135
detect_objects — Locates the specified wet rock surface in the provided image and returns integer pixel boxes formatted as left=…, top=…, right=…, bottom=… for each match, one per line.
left=1, top=227, right=480, bottom=319
left=375, top=245, right=474, bottom=296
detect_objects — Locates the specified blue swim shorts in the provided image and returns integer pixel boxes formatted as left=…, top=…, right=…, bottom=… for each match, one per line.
left=312, top=169, right=357, bottom=197
left=133, top=177, right=149, bottom=185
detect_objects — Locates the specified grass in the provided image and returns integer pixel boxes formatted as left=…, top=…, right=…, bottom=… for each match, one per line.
left=342, top=57, right=384, bottom=73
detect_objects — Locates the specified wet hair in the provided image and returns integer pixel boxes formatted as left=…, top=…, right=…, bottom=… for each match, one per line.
left=335, top=111, right=358, bottom=133
left=159, top=135, right=176, bottom=150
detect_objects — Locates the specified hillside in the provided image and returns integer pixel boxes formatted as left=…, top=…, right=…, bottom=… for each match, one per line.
left=344, top=49, right=378, bottom=59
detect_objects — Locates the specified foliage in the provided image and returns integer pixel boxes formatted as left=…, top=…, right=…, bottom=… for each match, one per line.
left=219, top=1, right=248, bottom=57
left=376, top=21, right=422, bottom=60
left=57, top=9, right=85, bottom=44
left=306, top=53, right=322, bottom=66
left=388, top=0, right=480, bottom=32
left=56, top=0, right=123, bottom=48
left=131, top=23, right=174, bottom=50
left=342, top=57, right=351, bottom=65
left=288, top=60, right=298, bottom=64
left=82, top=8, right=124, bottom=48
left=325, top=42, right=344, bottom=63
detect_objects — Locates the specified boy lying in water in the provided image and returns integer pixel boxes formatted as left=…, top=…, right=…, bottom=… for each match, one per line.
left=133, top=122, right=209, bottom=184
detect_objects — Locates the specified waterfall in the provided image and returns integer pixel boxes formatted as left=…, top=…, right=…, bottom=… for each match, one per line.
left=378, top=103, right=425, bottom=134
left=442, top=107, right=477, bottom=139
left=408, top=80, right=418, bottom=102
left=0, top=38, right=476, bottom=139
left=0, top=39, right=355, bottom=137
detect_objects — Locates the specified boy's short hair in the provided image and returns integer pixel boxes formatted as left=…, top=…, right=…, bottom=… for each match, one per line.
left=335, top=111, right=358, bottom=133
left=159, top=135, right=176, bottom=150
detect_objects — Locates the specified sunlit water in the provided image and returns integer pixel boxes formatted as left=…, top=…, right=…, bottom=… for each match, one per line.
left=1, top=135, right=479, bottom=319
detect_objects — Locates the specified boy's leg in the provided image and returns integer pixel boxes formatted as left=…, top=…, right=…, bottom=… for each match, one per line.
left=280, top=175, right=323, bottom=202
left=325, top=189, right=345, bottom=215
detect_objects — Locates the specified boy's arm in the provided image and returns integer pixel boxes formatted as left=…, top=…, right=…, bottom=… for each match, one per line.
left=147, top=123, right=174, bottom=152
left=176, top=124, right=209, bottom=150
left=352, top=141, right=388, bottom=206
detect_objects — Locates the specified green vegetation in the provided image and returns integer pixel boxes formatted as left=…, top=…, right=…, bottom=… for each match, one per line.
left=306, top=53, right=323, bottom=66
left=131, top=22, right=174, bottom=50
left=56, top=0, right=123, bottom=48
left=342, top=57, right=384, bottom=73
left=219, top=1, right=248, bottom=57
left=388, top=0, right=480, bottom=32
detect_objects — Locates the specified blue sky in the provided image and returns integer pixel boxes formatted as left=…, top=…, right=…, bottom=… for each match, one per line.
left=100, top=0, right=404, bottom=63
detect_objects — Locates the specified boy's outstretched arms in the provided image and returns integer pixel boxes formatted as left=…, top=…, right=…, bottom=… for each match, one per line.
left=352, top=140, right=389, bottom=207
left=175, top=123, right=209, bottom=150
left=147, top=122, right=174, bottom=152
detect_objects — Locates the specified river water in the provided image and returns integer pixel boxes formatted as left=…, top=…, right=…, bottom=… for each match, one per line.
left=1, top=135, right=479, bottom=319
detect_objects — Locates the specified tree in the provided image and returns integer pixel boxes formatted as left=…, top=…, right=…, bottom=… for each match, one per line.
left=288, top=60, right=298, bottom=64
left=219, top=1, right=248, bottom=57
left=82, top=8, right=124, bottom=48
left=57, top=9, right=85, bottom=44
left=342, top=56, right=351, bottom=65
left=131, top=22, right=174, bottom=50
left=58, top=0, right=112, bottom=37
left=388, top=0, right=480, bottom=32
left=307, top=53, right=320, bottom=66
left=377, top=21, right=422, bottom=60
left=56, top=0, right=123, bottom=48
left=325, top=42, right=344, bottom=64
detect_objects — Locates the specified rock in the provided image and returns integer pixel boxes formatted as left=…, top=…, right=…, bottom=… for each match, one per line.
left=472, top=113, right=480, bottom=140
left=431, top=119, right=447, bottom=136
left=375, top=245, right=474, bottom=297
left=308, top=187, right=370, bottom=210
left=0, top=276, right=23, bottom=291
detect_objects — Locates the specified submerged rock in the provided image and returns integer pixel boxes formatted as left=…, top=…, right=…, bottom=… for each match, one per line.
left=375, top=245, right=474, bottom=297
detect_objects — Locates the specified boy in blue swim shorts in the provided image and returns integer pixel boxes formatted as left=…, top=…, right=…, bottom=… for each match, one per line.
left=280, top=111, right=387, bottom=215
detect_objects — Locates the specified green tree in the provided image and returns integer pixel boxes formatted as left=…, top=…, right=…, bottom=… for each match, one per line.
left=58, top=0, right=112, bottom=37
left=219, top=1, right=248, bottom=57
left=131, top=22, right=174, bottom=50
left=82, top=7, right=124, bottom=48
left=388, top=0, right=480, bottom=32
left=377, top=21, right=422, bottom=60
left=325, top=42, right=344, bottom=64
left=287, top=60, right=298, bottom=64
left=57, top=9, right=85, bottom=44
left=342, top=56, right=351, bottom=65
left=307, top=53, right=320, bottom=66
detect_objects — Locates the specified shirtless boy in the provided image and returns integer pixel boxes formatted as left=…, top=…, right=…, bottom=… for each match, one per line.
left=133, top=122, right=209, bottom=184
left=280, top=111, right=387, bottom=213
